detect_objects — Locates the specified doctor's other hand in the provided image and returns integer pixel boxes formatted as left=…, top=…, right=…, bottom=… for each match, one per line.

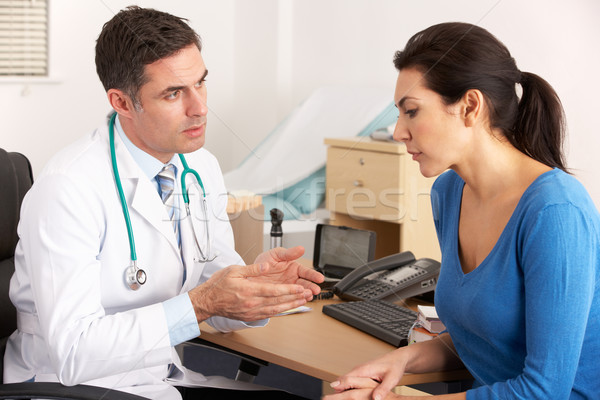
left=188, top=247, right=323, bottom=323
left=252, top=246, right=325, bottom=300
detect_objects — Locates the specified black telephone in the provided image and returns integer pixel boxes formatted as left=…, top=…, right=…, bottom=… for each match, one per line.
left=333, top=251, right=440, bottom=302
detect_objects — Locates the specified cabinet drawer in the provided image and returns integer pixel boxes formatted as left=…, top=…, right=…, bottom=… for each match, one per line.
left=326, top=147, right=405, bottom=222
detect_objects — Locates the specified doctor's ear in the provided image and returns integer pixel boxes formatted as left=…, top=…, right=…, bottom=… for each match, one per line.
left=107, top=89, right=138, bottom=119
left=461, top=89, right=485, bottom=128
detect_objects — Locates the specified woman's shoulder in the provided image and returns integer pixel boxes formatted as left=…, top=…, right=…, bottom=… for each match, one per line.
left=524, top=169, right=597, bottom=212
left=518, top=169, right=600, bottom=236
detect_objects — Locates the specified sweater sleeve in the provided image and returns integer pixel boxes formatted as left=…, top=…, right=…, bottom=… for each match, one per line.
left=467, top=203, right=596, bottom=399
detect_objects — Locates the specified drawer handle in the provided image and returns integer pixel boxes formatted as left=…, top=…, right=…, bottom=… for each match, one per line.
left=353, top=180, right=363, bottom=187
left=359, top=158, right=365, bottom=165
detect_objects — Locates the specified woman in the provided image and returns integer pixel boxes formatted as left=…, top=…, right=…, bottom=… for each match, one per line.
left=325, top=22, right=599, bottom=400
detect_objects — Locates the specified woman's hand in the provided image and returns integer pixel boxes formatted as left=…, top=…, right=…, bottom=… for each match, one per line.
left=326, top=335, right=466, bottom=400
left=324, top=377, right=399, bottom=400
left=328, top=348, right=410, bottom=400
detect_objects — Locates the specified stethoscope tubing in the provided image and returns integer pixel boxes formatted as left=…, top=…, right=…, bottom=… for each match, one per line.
left=179, top=153, right=206, bottom=202
left=109, top=113, right=138, bottom=262
left=108, top=112, right=210, bottom=289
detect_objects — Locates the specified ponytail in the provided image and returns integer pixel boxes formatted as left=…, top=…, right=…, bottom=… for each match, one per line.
left=394, top=23, right=568, bottom=172
left=512, top=72, right=567, bottom=171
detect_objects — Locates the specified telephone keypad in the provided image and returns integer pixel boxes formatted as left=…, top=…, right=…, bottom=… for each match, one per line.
left=347, top=280, right=395, bottom=299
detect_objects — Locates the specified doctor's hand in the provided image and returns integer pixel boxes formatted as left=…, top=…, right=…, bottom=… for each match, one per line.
left=251, top=246, right=324, bottom=300
left=189, top=247, right=324, bottom=323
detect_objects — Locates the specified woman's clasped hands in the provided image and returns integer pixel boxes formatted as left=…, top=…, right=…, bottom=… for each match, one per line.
left=324, top=348, right=409, bottom=400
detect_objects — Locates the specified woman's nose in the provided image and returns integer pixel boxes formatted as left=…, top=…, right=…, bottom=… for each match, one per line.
left=392, top=119, right=410, bottom=142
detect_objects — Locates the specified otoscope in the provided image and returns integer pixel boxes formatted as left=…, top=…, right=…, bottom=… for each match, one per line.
left=269, top=208, right=284, bottom=249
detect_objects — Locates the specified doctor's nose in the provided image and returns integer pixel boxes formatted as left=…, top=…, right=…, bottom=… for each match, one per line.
left=186, top=88, right=208, bottom=118
left=392, top=119, right=410, bottom=142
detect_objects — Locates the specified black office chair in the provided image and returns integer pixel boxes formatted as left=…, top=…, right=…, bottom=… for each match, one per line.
left=0, top=148, right=148, bottom=399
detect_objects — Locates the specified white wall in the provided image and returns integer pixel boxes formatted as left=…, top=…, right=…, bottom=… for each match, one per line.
left=2, top=0, right=599, bottom=209
left=0, top=0, right=237, bottom=175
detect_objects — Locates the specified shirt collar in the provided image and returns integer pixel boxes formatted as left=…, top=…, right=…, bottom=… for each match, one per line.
left=114, top=114, right=178, bottom=180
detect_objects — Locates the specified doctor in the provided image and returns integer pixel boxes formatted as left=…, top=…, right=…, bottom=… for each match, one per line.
left=4, top=6, right=323, bottom=399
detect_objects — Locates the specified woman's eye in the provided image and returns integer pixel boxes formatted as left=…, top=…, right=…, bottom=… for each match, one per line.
left=405, top=109, right=417, bottom=118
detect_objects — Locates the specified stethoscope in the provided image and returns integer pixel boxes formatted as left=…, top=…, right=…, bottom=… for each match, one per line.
left=108, top=113, right=216, bottom=291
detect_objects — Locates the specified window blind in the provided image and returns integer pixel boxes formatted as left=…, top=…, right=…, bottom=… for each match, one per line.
left=0, top=0, right=48, bottom=76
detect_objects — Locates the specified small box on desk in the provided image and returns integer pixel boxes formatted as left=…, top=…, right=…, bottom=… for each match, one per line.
left=227, top=193, right=264, bottom=265
left=408, top=326, right=439, bottom=344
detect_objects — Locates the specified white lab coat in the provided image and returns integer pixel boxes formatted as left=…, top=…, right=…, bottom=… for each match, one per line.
left=4, top=120, right=263, bottom=399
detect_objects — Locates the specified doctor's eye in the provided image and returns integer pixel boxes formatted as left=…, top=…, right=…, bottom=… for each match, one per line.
left=166, top=90, right=181, bottom=100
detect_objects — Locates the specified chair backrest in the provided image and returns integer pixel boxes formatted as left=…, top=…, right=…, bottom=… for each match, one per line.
left=0, top=148, right=34, bottom=381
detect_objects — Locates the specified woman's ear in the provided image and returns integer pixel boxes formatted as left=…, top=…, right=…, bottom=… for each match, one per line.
left=107, top=89, right=136, bottom=119
left=461, top=89, right=485, bottom=128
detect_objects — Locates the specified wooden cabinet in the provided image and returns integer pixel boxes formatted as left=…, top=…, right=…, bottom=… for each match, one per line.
left=325, top=137, right=440, bottom=261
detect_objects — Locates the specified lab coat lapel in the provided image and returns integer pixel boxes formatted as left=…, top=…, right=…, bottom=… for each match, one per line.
left=110, top=129, right=181, bottom=258
left=130, top=177, right=180, bottom=255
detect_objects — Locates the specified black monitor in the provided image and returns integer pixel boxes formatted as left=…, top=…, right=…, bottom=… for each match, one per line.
left=313, top=224, right=376, bottom=280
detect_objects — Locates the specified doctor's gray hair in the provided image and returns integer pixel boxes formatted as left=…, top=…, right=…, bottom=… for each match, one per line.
left=95, top=6, right=202, bottom=108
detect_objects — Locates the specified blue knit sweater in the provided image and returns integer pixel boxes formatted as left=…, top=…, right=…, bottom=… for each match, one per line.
left=432, top=169, right=600, bottom=399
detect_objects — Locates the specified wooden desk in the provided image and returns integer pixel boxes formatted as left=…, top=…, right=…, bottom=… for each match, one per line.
left=199, top=297, right=471, bottom=386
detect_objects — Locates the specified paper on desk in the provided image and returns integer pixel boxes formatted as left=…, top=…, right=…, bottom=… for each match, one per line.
left=276, top=306, right=312, bottom=316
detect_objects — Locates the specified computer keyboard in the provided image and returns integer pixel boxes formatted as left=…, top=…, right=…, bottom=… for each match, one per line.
left=322, top=299, right=417, bottom=347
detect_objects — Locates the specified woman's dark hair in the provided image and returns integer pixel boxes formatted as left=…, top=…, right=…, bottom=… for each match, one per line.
left=95, top=6, right=202, bottom=107
left=393, top=22, right=567, bottom=171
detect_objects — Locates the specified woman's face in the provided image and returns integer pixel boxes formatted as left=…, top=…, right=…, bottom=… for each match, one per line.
left=393, top=68, right=470, bottom=177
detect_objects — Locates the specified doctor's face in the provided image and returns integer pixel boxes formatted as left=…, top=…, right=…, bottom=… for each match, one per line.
left=122, top=44, right=208, bottom=163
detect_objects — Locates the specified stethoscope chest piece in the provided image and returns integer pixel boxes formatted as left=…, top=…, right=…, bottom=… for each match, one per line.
left=125, top=262, right=147, bottom=291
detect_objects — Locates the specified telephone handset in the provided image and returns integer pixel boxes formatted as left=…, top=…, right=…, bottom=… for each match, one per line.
left=333, top=251, right=440, bottom=302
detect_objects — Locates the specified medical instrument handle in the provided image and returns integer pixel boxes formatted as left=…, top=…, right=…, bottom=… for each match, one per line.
left=270, top=208, right=283, bottom=249
left=109, top=113, right=137, bottom=262
left=178, top=153, right=205, bottom=204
